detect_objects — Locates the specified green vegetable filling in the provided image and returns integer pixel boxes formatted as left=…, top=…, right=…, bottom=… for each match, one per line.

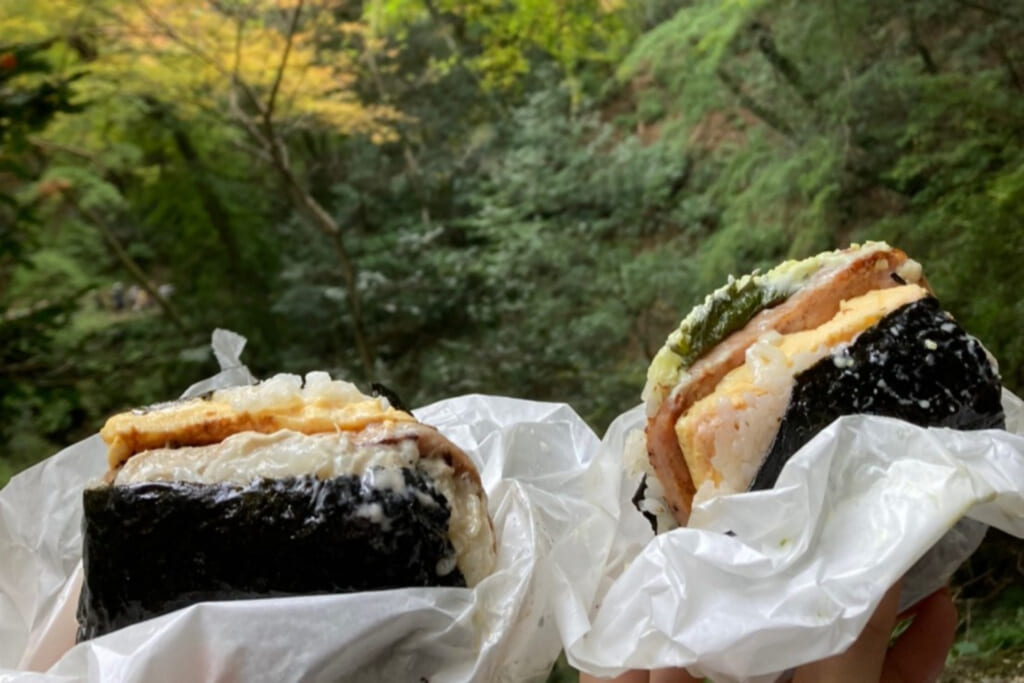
left=669, top=276, right=791, bottom=369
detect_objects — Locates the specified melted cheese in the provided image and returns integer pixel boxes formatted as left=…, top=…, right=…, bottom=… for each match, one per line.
left=101, top=373, right=413, bottom=470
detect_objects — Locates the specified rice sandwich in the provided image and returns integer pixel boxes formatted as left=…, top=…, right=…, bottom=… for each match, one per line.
left=627, top=242, right=1005, bottom=531
left=77, top=373, right=496, bottom=641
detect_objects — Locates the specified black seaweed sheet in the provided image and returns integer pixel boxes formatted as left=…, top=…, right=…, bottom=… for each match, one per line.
left=750, top=297, right=1005, bottom=491
left=77, top=467, right=464, bottom=641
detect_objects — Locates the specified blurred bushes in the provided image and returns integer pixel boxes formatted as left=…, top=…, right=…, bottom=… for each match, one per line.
left=2, top=0, right=1022, bottom=473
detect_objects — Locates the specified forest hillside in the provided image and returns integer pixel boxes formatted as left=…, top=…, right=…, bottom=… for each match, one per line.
left=2, top=1, right=1023, bottom=679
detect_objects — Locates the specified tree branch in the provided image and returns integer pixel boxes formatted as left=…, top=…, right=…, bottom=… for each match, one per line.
left=952, top=0, right=1022, bottom=20
left=232, top=15, right=244, bottom=84
left=131, top=0, right=220, bottom=73
left=260, top=133, right=375, bottom=377
left=28, top=137, right=101, bottom=165
left=716, top=67, right=796, bottom=141
left=750, top=22, right=817, bottom=107
left=127, top=0, right=375, bottom=377
left=411, top=0, right=507, bottom=121
left=69, top=196, right=189, bottom=334
left=264, top=0, right=304, bottom=130
left=823, top=0, right=859, bottom=191
left=904, top=6, right=938, bottom=74
left=994, top=39, right=1024, bottom=92
left=363, top=42, right=431, bottom=224
left=123, top=0, right=268, bottom=121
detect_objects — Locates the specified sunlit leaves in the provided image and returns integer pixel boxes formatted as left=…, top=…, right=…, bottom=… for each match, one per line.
left=88, top=0, right=400, bottom=137
left=364, top=0, right=630, bottom=95
left=3, top=0, right=401, bottom=139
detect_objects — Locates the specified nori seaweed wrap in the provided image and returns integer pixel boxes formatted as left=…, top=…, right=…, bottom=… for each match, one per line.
left=628, top=242, right=1005, bottom=531
left=77, top=373, right=496, bottom=641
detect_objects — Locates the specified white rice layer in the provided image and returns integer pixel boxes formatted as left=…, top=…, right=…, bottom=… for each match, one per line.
left=211, top=371, right=386, bottom=413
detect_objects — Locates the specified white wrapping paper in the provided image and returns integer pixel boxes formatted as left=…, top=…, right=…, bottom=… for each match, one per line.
left=560, top=390, right=1024, bottom=682
left=0, top=331, right=605, bottom=683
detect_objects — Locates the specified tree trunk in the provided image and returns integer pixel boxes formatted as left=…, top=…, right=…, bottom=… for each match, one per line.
left=267, top=137, right=376, bottom=378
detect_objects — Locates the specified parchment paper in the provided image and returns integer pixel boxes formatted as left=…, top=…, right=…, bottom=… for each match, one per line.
left=559, top=390, right=1024, bottom=682
left=0, top=331, right=605, bottom=683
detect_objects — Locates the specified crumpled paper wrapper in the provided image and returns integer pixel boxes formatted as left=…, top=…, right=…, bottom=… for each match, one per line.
left=558, top=389, right=1024, bottom=682
left=0, top=330, right=604, bottom=683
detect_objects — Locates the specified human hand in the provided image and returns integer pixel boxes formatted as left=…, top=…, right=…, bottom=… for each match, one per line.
left=792, top=584, right=956, bottom=683
left=579, top=584, right=957, bottom=683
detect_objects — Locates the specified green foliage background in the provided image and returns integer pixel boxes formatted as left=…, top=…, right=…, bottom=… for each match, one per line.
left=2, top=0, right=1023, bottom=678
